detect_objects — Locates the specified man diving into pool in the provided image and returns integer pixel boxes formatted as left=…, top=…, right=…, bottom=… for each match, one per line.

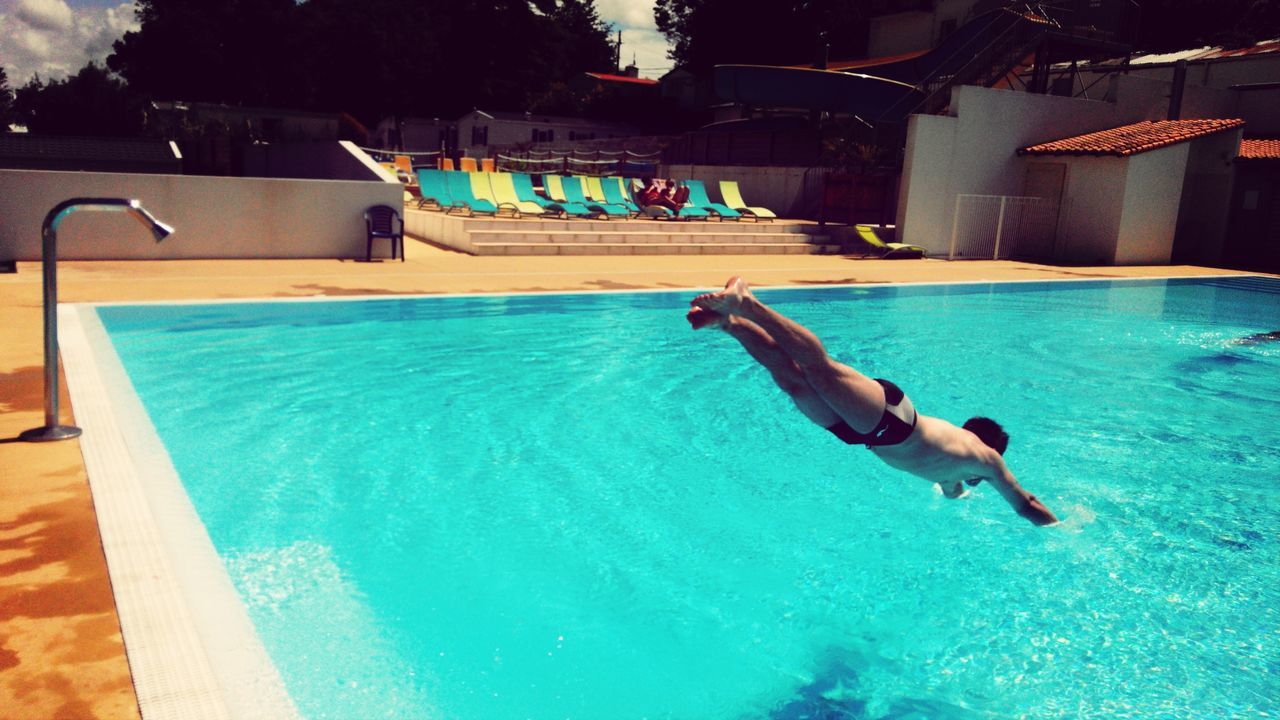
left=688, top=277, right=1058, bottom=526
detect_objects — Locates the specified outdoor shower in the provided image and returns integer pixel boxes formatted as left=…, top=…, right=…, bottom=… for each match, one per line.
left=20, top=198, right=174, bottom=442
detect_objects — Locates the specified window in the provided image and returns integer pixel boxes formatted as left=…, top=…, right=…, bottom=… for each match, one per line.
left=471, top=125, right=488, bottom=146
left=532, top=128, right=555, bottom=143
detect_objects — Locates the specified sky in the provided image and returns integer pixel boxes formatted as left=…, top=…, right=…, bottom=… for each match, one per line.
left=0, top=0, right=675, bottom=90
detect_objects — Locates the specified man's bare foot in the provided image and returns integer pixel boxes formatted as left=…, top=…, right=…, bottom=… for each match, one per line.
left=686, top=307, right=728, bottom=330
left=691, top=276, right=750, bottom=315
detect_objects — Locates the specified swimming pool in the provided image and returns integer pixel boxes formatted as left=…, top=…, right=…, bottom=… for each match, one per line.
left=75, top=277, right=1279, bottom=719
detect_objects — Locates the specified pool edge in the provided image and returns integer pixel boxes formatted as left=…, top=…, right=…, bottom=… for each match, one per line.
left=60, top=304, right=301, bottom=720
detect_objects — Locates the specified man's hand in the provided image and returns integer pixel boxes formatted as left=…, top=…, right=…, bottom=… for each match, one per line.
left=1017, top=495, right=1059, bottom=526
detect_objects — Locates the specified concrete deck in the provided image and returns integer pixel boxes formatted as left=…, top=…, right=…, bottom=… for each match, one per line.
left=0, top=236, right=1265, bottom=719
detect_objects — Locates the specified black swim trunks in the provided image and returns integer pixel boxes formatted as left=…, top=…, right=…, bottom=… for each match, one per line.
left=826, top=378, right=918, bottom=448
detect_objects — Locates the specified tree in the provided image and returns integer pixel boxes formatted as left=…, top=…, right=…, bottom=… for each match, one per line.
left=655, top=0, right=867, bottom=71
left=12, top=63, right=142, bottom=136
left=104, top=0, right=620, bottom=124
left=1131, top=0, right=1280, bottom=51
left=0, top=66, right=14, bottom=132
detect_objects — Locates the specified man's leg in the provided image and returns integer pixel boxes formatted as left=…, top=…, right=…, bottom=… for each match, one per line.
left=692, top=277, right=886, bottom=433
left=689, top=308, right=840, bottom=427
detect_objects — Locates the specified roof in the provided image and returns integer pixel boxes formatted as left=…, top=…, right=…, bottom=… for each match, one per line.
left=1018, top=119, right=1245, bottom=157
left=1239, top=138, right=1280, bottom=160
left=786, top=50, right=928, bottom=72
left=0, top=134, right=182, bottom=173
left=584, top=72, right=658, bottom=86
left=467, top=109, right=637, bottom=130
left=1082, top=38, right=1280, bottom=68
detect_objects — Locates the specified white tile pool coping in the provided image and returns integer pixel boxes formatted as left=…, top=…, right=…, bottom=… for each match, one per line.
left=59, top=274, right=1260, bottom=720
left=61, top=305, right=301, bottom=720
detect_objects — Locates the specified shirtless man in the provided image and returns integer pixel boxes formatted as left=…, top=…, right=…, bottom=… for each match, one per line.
left=689, top=277, right=1058, bottom=526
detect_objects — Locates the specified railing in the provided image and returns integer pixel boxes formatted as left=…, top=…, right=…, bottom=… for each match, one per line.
left=881, top=7, right=1051, bottom=121
left=947, top=193, right=1059, bottom=260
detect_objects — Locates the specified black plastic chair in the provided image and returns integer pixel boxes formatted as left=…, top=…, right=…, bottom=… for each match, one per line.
left=365, top=205, right=404, bottom=262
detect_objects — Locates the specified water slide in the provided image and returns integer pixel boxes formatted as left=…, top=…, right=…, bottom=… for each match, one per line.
left=712, top=8, right=1048, bottom=122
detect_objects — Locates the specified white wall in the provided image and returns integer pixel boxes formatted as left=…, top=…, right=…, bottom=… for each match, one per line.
left=1055, top=156, right=1128, bottom=265
left=662, top=164, right=810, bottom=217
left=1171, top=129, right=1241, bottom=264
left=1114, top=145, right=1189, bottom=265
left=0, top=169, right=402, bottom=261
left=897, top=85, right=1134, bottom=253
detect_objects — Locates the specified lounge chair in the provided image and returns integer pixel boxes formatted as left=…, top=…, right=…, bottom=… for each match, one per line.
left=415, top=168, right=466, bottom=212
left=443, top=170, right=498, bottom=216
left=855, top=224, right=927, bottom=259
left=488, top=172, right=561, bottom=218
left=510, top=173, right=594, bottom=218
left=718, top=180, right=776, bottom=222
left=365, top=204, right=403, bottom=262
left=470, top=172, right=523, bottom=217
left=459, top=157, right=479, bottom=172
left=682, top=179, right=741, bottom=221
left=393, top=155, right=413, bottom=177
left=589, top=176, right=640, bottom=218
left=480, top=158, right=496, bottom=172
left=545, top=175, right=628, bottom=219
left=440, top=158, right=455, bottom=170
left=557, top=175, right=631, bottom=219
left=601, top=176, right=647, bottom=217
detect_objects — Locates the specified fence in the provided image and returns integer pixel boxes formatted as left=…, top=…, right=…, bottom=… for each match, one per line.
left=493, top=149, right=660, bottom=177
left=947, top=194, right=1059, bottom=260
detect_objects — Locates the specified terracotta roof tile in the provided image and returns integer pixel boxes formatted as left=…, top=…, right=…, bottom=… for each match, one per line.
left=1239, top=138, right=1280, bottom=160
left=1018, top=119, right=1245, bottom=157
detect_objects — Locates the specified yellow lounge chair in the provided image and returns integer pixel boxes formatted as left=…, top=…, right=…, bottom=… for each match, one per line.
left=489, top=172, right=559, bottom=217
left=855, top=224, right=927, bottom=259
left=718, top=181, right=776, bottom=221
left=470, top=172, right=522, bottom=217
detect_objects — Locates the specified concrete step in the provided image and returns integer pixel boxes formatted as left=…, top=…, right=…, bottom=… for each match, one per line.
left=467, top=229, right=833, bottom=245
left=470, top=242, right=848, bottom=256
left=460, top=217, right=822, bottom=235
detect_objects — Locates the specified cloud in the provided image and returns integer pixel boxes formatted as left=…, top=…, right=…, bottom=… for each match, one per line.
left=0, top=0, right=138, bottom=85
left=594, top=0, right=673, bottom=78
left=15, top=0, right=73, bottom=31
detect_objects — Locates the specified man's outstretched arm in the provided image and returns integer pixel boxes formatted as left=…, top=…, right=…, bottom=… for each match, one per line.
left=988, top=459, right=1059, bottom=526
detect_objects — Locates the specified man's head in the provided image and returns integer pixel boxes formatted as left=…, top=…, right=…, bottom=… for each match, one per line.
left=963, top=417, right=1008, bottom=455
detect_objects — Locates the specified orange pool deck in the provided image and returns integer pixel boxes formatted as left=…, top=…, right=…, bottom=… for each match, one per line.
left=0, top=238, right=1268, bottom=719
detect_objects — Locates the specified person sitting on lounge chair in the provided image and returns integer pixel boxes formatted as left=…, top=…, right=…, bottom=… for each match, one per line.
left=686, top=277, right=1059, bottom=527
left=639, top=178, right=680, bottom=213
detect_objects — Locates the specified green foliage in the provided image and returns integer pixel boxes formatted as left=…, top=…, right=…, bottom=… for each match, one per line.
left=13, top=64, right=143, bottom=136
left=655, top=0, right=868, bottom=70
left=1132, top=0, right=1280, bottom=51
left=102, top=0, right=618, bottom=125
left=0, top=66, right=13, bottom=132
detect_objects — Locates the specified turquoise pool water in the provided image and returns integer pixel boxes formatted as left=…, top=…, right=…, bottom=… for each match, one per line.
left=98, top=278, right=1280, bottom=719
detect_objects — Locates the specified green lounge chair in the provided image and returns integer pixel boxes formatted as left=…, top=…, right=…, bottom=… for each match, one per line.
left=510, top=174, right=593, bottom=218
left=444, top=170, right=498, bottom=216
left=489, top=173, right=561, bottom=218
left=600, top=177, right=649, bottom=217
left=470, top=172, right=524, bottom=217
left=682, top=179, right=741, bottom=221
left=855, top=224, right=927, bottom=259
left=415, top=169, right=455, bottom=211
left=548, top=175, right=629, bottom=219
left=586, top=176, right=638, bottom=218
left=718, top=180, right=776, bottom=222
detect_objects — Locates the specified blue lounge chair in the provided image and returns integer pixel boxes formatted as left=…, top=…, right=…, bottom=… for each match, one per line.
left=415, top=168, right=467, bottom=212
left=550, top=175, right=629, bottom=219
left=444, top=170, right=498, bottom=216
left=682, top=179, right=741, bottom=220
left=511, top=173, right=594, bottom=218
left=601, top=177, right=646, bottom=217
